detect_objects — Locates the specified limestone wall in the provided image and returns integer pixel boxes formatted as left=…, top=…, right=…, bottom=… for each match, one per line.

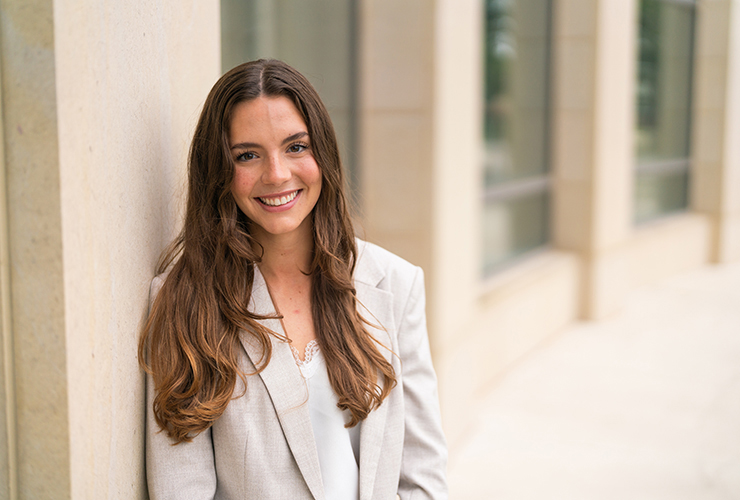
left=0, top=0, right=220, bottom=497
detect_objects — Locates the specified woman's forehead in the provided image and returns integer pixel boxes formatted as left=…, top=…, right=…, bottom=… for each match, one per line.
left=228, top=96, right=308, bottom=145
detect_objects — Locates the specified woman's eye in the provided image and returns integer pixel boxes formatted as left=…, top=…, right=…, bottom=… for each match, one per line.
left=236, top=151, right=257, bottom=162
left=288, top=143, right=308, bottom=153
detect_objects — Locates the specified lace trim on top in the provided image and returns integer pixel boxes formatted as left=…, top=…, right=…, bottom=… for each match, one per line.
left=291, top=339, right=322, bottom=379
left=291, top=339, right=320, bottom=366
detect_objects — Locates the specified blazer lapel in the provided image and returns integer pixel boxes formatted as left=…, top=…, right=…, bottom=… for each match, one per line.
left=355, top=264, right=395, bottom=500
left=236, top=246, right=395, bottom=500
left=238, top=266, right=325, bottom=500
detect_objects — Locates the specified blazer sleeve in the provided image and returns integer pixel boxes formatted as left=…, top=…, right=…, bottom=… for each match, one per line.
left=145, top=275, right=218, bottom=500
left=396, top=267, right=449, bottom=499
left=146, top=377, right=218, bottom=499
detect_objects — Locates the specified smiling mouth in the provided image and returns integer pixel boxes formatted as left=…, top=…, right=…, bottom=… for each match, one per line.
left=258, top=190, right=300, bottom=207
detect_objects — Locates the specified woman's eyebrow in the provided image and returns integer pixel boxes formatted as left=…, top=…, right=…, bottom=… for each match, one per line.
left=230, top=131, right=308, bottom=151
left=281, top=131, right=308, bottom=145
left=230, top=141, right=260, bottom=150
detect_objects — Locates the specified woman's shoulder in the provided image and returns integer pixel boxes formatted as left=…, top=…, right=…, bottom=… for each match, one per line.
left=147, top=268, right=174, bottom=311
left=354, top=238, right=422, bottom=291
left=356, top=238, right=418, bottom=271
left=150, top=270, right=170, bottom=296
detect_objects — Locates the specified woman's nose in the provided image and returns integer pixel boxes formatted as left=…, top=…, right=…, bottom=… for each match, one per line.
left=262, top=154, right=291, bottom=184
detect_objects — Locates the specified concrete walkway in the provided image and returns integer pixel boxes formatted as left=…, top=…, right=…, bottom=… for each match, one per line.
left=448, top=262, right=740, bottom=499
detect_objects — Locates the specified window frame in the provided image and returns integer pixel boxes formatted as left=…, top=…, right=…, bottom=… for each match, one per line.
left=481, top=0, right=554, bottom=276
left=634, top=0, right=697, bottom=224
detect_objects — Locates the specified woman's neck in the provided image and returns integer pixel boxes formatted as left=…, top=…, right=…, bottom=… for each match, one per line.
left=252, top=224, right=313, bottom=280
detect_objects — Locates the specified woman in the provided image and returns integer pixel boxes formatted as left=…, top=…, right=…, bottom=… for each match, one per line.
left=140, top=59, right=447, bottom=500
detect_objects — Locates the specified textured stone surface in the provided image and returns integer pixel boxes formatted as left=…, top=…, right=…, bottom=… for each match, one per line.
left=0, top=0, right=69, bottom=498
left=53, top=1, right=220, bottom=497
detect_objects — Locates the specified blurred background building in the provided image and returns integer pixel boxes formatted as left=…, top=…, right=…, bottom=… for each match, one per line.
left=1, top=0, right=739, bottom=497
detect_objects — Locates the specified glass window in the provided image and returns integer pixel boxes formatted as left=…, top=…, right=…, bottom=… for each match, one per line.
left=482, top=0, right=552, bottom=276
left=635, top=0, right=696, bottom=223
left=221, top=0, right=359, bottom=190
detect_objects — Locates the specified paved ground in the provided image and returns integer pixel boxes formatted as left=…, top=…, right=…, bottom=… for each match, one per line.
left=448, top=262, right=740, bottom=499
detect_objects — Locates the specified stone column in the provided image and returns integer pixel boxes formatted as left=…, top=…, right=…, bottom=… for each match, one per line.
left=0, top=1, right=220, bottom=498
left=0, top=1, right=68, bottom=498
left=358, top=0, right=436, bottom=278
left=551, top=0, right=637, bottom=318
left=692, top=0, right=740, bottom=263
left=358, top=0, right=481, bottom=356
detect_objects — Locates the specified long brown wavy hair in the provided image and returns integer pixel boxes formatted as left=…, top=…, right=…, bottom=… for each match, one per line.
left=139, top=60, right=396, bottom=444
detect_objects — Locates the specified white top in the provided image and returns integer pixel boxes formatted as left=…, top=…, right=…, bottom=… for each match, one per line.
left=292, top=340, right=361, bottom=500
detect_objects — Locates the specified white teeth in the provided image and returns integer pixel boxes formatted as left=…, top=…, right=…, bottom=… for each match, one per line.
left=259, top=190, right=298, bottom=207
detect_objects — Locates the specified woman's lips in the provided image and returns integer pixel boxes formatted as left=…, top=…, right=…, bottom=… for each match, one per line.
left=258, top=190, right=299, bottom=207
left=256, top=189, right=302, bottom=212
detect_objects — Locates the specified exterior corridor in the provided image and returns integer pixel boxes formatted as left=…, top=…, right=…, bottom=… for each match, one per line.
left=449, top=262, right=740, bottom=499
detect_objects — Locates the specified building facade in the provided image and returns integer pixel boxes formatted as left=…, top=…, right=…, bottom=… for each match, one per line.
left=1, top=0, right=739, bottom=497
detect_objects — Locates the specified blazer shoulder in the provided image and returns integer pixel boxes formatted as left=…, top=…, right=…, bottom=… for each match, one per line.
left=147, top=268, right=174, bottom=314
left=149, top=269, right=171, bottom=298
left=355, top=238, right=421, bottom=291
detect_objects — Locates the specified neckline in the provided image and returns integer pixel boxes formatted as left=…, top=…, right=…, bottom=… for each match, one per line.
left=291, top=339, right=320, bottom=365
left=291, top=339, right=322, bottom=378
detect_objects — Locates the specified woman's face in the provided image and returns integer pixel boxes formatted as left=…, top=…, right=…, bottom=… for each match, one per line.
left=228, top=96, right=322, bottom=243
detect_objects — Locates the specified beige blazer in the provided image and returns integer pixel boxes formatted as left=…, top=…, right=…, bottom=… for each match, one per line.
left=145, top=240, right=448, bottom=499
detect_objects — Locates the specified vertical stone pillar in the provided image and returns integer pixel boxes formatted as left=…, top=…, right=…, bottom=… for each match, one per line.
left=0, top=1, right=220, bottom=498
left=359, top=0, right=480, bottom=354
left=0, top=56, right=12, bottom=500
left=551, top=0, right=637, bottom=318
left=0, top=1, right=70, bottom=498
left=358, top=0, right=436, bottom=278
left=430, top=0, right=481, bottom=352
left=54, top=2, right=220, bottom=498
left=693, top=0, right=740, bottom=263
left=428, top=0, right=482, bottom=446
left=359, top=0, right=482, bottom=449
